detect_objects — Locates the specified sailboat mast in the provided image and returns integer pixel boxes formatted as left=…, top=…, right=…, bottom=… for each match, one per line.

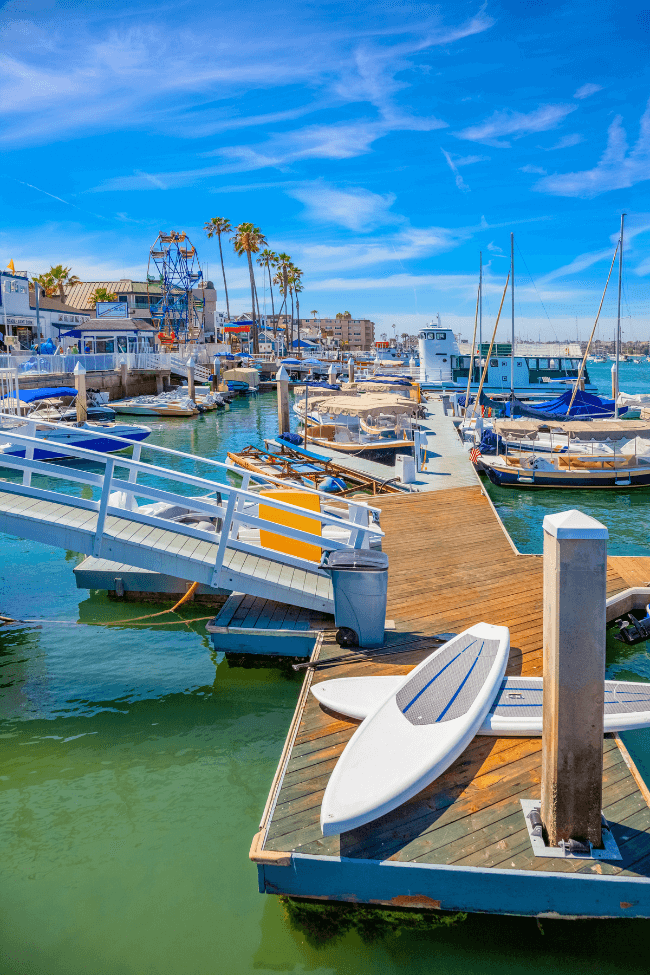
left=479, top=251, right=483, bottom=352
left=510, top=232, right=515, bottom=397
left=615, top=213, right=625, bottom=418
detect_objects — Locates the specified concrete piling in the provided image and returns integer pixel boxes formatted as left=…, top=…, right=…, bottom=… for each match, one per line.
left=120, top=360, right=128, bottom=399
left=540, top=510, right=608, bottom=847
left=73, top=362, right=87, bottom=423
left=348, top=357, right=355, bottom=383
left=276, top=364, right=290, bottom=436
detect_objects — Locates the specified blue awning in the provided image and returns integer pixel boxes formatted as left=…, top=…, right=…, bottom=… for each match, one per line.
left=2, top=386, right=77, bottom=403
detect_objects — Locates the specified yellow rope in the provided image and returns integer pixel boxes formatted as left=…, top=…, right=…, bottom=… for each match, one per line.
left=104, top=580, right=201, bottom=625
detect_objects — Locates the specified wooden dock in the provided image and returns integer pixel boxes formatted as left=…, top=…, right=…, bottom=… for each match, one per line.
left=207, top=592, right=332, bottom=656
left=251, top=484, right=650, bottom=917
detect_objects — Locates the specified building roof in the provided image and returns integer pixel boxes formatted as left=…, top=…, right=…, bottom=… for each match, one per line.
left=72, top=318, right=157, bottom=333
left=64, top=280, right=162, bottom=309
left=28, top=289, right=88, bottom=316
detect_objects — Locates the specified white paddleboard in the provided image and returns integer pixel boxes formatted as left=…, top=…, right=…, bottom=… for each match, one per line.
left=312, top=675, right=650, bottom=735
left=320, top=622, right=510, bottom=836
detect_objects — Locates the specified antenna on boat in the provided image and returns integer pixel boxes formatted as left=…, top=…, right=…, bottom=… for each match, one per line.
left=615, top=213, right=626, bottom=419
left=510, top=232, right=515, bottom=398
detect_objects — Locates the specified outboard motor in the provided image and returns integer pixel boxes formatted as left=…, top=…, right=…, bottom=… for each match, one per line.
left=614, top=605, right=650, bottom=645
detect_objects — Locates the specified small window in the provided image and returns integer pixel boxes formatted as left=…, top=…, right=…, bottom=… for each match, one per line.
left=490, top=358, right=498, bottom=367
left=427, top=331, right=435, bottom=340
left=528, top=358, right=537, bottom=369
left=538, top=358, right=549, bottom=369
left=549, top=358, right=558, bottom=370
left=436, top=332, right=447, bottom=340
left=562, top=358, right=573, bottom=369
left=502, top=375, right=508, bottom=382
left=117, top=336, right=127, bottom=352
left=516, top=360, right=523, bottom=367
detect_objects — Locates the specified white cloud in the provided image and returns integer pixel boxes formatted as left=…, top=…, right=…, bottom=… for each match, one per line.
left=539, top=133, right=584, bottom=151
left=574, top=83, right=603, bottom=100
left=452, top=154, right=491, bottom=166
left=287, top=182, right=400, bottom=231
left=455, top=103, right=578, bottom=148
left=487, top=241, right=504, bottom=254
left=535, top=99, right=650, bottom=197
left=441, top=149, right=470, bottom=193
left=520, top=165, right=547, bottom=175
left=539, top=248, right=615, bottom=283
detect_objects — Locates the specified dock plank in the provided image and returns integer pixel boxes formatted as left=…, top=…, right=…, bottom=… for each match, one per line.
left=256, top=482, right=650, bottom=908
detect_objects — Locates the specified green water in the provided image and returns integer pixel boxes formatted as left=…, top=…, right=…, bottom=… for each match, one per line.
left=2, top=392, right=650, bottom=973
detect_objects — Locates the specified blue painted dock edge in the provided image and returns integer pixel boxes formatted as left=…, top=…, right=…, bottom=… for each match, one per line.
left=257, top=854, right=650, bottom=918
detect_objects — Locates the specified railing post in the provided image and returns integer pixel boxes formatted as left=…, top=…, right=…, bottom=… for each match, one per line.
left=540, top=510, right=608, bottom=848
left=23, top=419, right=36, bottom=487
left=124, top=444, right=141, bottom=511
left=210, top=490, right=238, bottom=588
left=93, top=456, right=116, bottom=557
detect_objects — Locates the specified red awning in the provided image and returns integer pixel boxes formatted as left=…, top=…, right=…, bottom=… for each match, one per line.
left=225, top=325, right=250, bottom=333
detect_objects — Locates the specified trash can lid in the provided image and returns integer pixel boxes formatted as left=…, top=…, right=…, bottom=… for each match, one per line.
left=325, top=549, right=389, bottom=571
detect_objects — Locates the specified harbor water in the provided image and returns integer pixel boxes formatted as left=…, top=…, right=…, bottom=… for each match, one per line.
left=2, top=388, right=650, bottom=973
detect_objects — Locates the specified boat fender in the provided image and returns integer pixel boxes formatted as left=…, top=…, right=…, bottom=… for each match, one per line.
left=320, top=476, right=347, bottom=493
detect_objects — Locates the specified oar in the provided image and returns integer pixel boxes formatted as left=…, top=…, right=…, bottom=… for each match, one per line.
left=292, top=632, right=457, bottom=671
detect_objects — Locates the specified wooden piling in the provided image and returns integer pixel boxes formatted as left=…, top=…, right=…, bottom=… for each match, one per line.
left=541, top=510, right=608, bottom=847
left=276, top=364, right=290, bottom=435
left=187, top=358, right=195, bottom=402
left=73, top=362, right=87, bottom=423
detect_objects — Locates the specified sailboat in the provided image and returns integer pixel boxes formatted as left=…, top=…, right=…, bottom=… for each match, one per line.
left=417, top=243, right=598, bottom=398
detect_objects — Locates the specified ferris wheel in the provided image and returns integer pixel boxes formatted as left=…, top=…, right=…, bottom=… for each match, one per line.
left=146, top=231, right=204, bottom=340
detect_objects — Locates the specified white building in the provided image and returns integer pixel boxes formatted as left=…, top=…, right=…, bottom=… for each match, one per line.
left=1, top=271, right=91, bottom=349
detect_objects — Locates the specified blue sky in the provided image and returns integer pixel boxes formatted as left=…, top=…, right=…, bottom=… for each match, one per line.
left=2, top=0, right=650, bottom=341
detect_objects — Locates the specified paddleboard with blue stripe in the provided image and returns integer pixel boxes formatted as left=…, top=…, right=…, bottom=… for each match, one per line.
left=320, top=622, right=509, bottom=836
left=312, top=675, right=650, bottom=735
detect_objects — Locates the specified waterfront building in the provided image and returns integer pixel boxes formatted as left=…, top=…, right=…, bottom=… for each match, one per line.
left=58, top=317, right=157, bottom=353
left=0, top=270, right=90, bottom=348
left=64, top=279, right=222, bottom=341
left=266, top=315, right=375, bottom=350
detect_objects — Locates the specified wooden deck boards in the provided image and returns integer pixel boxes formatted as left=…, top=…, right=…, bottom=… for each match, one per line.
left=257, top=483, right=650, bottom=892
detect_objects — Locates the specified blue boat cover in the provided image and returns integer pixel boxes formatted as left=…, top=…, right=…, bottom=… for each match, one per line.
left=507, top=389, right=626, bottom=420
left=2, top=386, right=77, bottom=403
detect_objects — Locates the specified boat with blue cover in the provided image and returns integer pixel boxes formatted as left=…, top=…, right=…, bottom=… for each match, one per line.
left=0, top=387, right=151, bottom=461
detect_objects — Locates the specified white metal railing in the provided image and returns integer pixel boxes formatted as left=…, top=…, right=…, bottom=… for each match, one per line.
left=0, top=352, right=167, bottom=375
left=0, top=413, right=382, bottom=587
left=168, top=353, right=211, bottom=383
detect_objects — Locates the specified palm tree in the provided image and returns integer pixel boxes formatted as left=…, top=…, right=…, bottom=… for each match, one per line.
left=257, top=248, right=278, bottom=352
left=90, top=287, right=118, bottom=307
left=275, top=253, right=293, bottom=351
left=204, top=217, right=232, bottom=321
left=47, top=264, right=81, bottom=302
left=32, top=273, right=57, bottom=298
left=289, top=266, right=304, bottom=355
left=231, top=223, right=267, bottom=353
left=310, top=309, right=318, bottom=318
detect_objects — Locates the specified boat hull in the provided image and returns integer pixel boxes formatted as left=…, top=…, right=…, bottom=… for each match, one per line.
left=482, top=462, right=650, bottom=489
left=2, top=425, right=151, bottom=461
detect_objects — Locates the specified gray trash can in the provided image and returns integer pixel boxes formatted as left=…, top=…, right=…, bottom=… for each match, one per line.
left=322, top=549, right=389, bottom=647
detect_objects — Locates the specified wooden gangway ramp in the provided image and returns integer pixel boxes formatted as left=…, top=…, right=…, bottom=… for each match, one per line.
left=252, top=484, right=650, bottom=918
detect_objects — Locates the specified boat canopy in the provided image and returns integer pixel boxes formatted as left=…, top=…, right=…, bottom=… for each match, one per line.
left=306, top=392, right=418, bottom=419
left=2, top=386, right=77, bottom=403
left=493, top=419, right=650, bottom=441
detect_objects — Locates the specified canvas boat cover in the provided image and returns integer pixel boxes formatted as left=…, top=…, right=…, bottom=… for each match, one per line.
left=306, top=392, right=418, bottom=418
left=506, top=389, right=625, bottom=420
left=2, top=386, right=77, bottom=403
left=493, top=419, right=650, bottom=441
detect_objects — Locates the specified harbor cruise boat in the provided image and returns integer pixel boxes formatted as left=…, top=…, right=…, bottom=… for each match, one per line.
left=417, top=319, right=597, bottom=398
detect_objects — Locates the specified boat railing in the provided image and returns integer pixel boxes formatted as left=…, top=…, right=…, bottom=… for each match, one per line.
left=0, top=413, right=382, bottom=576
